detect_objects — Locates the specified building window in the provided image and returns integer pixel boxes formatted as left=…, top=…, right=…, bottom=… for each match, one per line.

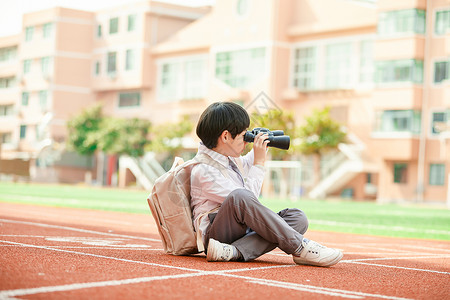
left=215, top=47, right=265, bottom=88
left=127, top=14, right=137, bottom=31
left=325, top=42, right=352, bottom=89
left=25, top=26, right=34, bottom=42
left=431, top=111, right=449, bottom=135
left=158, top=56, right=207, bottom=101
left=22, top=92, right=29, bottom=106
left=43, top=23, right=52, bottom=38
left=0, top=105, right=13, bottom=116
left=378, top=9, right=426, bottom=36
left=23, top=59, right=32, bottom=74
left=160, top=63, right=180, bottom=101
left=293, top=47, right=317, bottom=90
left=435, top=9, right=450, bottom=35
left=20, top=125, right=27, bottom=139
left=359, top=40, right=374, bottom=84
left=0, top=77, right=15, bottom=89
left=0, top=46, right=17, bottom=63
left=1, top=132, right=12, bottom=143
left=118, top=92, right=140, bottom=107
left=375, top=110, right=421, bottom=134
left=107, top=52, right=117, bottom=75
left=41, top=57, right=51, bottom=75
left=293, top=38, right=374, bottom=91
left=236, top=0, right=249, bottom=16
left=125, top=49, right=136, bottom=71
left=184, top=59, right=206, bottom=99
left=109, top=17, right=119, bottom=34
left=434, top=60, right=449, bottom=84
left=97, top=25, right=102, bottom=38
left=429, top=164, right=445, bottom=186
left=39, top=90, right=48, bottom=110
left=375, top=59, right=423, bottom=85
left=393, top=163, right=407, bottom=183
left=95, top=61, right=100, bottom=76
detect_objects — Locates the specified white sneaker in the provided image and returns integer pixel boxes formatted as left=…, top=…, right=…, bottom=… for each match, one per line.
left=206, top=238, right=235, bottom=262
left=293, top=240, right=343, bottom=267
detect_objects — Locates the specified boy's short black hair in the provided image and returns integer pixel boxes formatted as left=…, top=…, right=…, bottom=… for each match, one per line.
left=196, top=102, right=250, bottom=149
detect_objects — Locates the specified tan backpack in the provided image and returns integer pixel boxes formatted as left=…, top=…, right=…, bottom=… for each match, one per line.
left=147, top=153, right=228, bottom=255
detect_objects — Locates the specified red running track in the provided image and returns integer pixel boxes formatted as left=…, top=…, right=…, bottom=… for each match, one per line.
left=0, top=202, right=449, bottom=299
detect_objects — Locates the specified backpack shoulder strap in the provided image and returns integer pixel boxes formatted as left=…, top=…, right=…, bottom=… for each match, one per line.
left=193, top=153, right=229, bottom=178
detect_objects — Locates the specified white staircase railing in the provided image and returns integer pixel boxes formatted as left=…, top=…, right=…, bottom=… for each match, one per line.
left=119, top=153, right=165, bottom=190
left=308, top=133, right=369, bottom=199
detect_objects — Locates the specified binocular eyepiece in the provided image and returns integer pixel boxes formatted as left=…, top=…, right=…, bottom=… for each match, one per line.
left=243, top=128, right=290, bottom=150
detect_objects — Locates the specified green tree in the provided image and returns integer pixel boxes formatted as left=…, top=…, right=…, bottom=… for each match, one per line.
left=297, top=107, right=347, bottom=155
left=67, top=104, right=152, bottom=158
left=147, top=115, right=193, bottom=156
left=96, top=117, right=151, bottom=157
left=66, top=104, right=103, bottom=155
left=297, top=107, right=347, bottom=186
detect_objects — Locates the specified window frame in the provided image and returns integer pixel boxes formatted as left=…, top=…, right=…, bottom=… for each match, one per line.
left=378, top=9, right=426, bottom=37
left=433, top=59, right=449, bottom=84
left=118, top=92, right=141, bottom=108
left=109, top=17, right=119, bottom=35
left=429, top=163, right=445, bottom=186
left=374, top=109, right=421, bottom=135
left=127, top=14, right=137, bottom=32
left=215, top=47, right=266, bottom=88
left=25, top=26, right=34, bottom=42
left=435, top=9, right=450, bottom=35
left=107, top=52, right=117, bottom=75
left=157, top=54, right=208, bottom=102
left=393, top=163, right=408, bottom=184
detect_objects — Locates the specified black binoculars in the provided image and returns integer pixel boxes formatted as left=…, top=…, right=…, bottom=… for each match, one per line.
left=243, top=128, right=290, bottom=150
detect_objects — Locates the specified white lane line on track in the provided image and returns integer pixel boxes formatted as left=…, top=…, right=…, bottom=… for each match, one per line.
left=342, top=254, right=450, bottom=263
left=0, top=219, right=159, bottom=242
left=1, top=218, right=447, bottom=299
left=0, top=240, right=413, bottom=300
left=344, top=261, right=450, bottom=275
left=240, top=277, right=412, bottom=300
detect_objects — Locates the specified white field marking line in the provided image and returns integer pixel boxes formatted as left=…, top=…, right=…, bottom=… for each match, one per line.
left=0, top=272, right=211, bottom=299
left=345, top=261, right=450, bottom=275
left=342, top=245, right=418, bottom=254
left=0, top=245, right=160, bottom=250
left=0, top=219, right=445, bottom=298
left=0, top=240, right=294, bottom=275
left=341, top=254, right=450, bottom=263
left=0, top=240, right=201, bottom=273
left=399, top=244, right=450, bottom=253
left=267, top=251, right=428, bottom=256
left=239, top=276, right=412, bottom=300
left=0, top=218, right=160, bottom=242
left=0, top=235, right=152, bottom=248
left=0, top=240, right=413, bottom=300
left=312, top=220, right=450, bottom=235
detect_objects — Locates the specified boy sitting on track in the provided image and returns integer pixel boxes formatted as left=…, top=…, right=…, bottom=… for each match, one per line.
left=191, top=101, right=343, bottom=266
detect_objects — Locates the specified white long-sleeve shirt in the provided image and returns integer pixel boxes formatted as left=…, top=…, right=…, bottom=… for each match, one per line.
left=190, top=143, right=265, bottom=242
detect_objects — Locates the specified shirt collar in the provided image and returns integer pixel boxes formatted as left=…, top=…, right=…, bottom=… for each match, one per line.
left=197, top=142, right=231, bottom=169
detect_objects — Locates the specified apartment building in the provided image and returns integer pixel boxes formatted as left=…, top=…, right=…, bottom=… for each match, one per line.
left=0, top=0, right=448, bottom=204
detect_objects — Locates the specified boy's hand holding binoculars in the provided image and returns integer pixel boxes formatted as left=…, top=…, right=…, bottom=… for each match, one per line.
left=253, top=132, right=270, bottom=167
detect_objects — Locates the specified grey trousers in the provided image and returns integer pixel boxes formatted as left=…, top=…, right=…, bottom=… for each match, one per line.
left=205, top=189, right=308, bottom=261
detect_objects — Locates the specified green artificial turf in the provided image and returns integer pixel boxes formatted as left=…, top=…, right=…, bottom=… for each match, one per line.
left=1, top=182, right=449, bottom=240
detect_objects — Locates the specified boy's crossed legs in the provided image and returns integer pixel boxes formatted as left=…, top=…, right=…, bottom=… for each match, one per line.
left=205, top=189, right=343, bottom=267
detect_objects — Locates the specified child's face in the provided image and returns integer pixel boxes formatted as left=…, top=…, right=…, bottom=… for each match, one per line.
left=226, top=130, right=248, bottom=157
